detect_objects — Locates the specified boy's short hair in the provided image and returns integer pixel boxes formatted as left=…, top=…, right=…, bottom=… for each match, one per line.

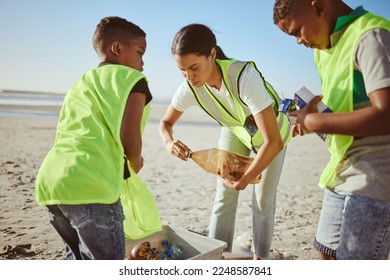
left=93, top=16, right=146, bottom=57
left=273, top=0, right=307, bottom=24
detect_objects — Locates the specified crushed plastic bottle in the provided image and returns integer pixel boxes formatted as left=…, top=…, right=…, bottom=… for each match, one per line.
left=232, top=232, right=253, bottom=259
left=157, top=240, right=184, bottom=260
left=129, top=241, right=159, bottom=260
left=157, top=248, right=173, bottom=260
left=170, top=243, right=184, bottom=259
left=189, top=148, right=261, bottom=184
left=158, top=239, right=169, bottom=254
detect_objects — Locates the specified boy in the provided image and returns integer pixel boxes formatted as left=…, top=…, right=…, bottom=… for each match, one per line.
left=273, top=0, right=390, bottom=259
left=35, top=16, right=152, bottom=259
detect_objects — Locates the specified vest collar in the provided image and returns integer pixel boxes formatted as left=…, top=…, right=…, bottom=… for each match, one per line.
left=330, top=6, right=368, bottom=48
left=98, top=60, right=118, bottom=67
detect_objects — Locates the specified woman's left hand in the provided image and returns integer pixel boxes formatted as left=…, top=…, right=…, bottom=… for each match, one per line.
left=218, top=176, right=249, bottom=191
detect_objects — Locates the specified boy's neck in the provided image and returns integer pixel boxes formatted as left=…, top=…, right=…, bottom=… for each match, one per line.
left=328, top=1, right=354, bottom=27
left=98, top=60, right=118, bottom=67
left=99, top=53, right=120, bottom=66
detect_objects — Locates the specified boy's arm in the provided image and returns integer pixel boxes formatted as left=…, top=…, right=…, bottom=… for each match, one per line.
left=121, top=92, right=147, bottom=173
left=292, top=87, right=390, bottom=137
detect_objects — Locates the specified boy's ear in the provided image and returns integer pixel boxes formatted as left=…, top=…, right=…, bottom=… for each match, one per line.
left=311, top=0, right=325, bottom=17
left=111, top=41, right=121, bottom=56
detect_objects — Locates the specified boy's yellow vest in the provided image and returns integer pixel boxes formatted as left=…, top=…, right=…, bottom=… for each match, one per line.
left=35, top=64, right=150, bottom=205
left=189, top=59, right=290, bottom=153
left=314, top=13, right=390, bottom=188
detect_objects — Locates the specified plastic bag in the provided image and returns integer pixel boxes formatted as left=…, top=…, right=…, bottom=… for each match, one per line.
left=121, top=165, right=162, bottom=240
left=189, top=148, right=261, bottom=184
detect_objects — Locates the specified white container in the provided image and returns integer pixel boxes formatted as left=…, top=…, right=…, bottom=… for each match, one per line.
left=126, top=225, right=227, bottom=260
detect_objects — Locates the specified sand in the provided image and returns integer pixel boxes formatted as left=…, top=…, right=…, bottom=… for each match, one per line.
left=0, top=104, right=330, bottom=260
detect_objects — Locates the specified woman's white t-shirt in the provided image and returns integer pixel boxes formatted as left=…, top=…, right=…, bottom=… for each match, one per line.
left=171, top=64, right=274, bottom=119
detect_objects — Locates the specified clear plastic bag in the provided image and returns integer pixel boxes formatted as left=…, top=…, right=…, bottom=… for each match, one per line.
left=189, top=148, right=261, bottom=184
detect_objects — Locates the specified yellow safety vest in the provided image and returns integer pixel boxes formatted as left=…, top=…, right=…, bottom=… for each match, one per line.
left=314, top=12, right=390, bottom=188
left=35, top=64, right=149, bottom=205
left=189, top=59, right=290, bottom=152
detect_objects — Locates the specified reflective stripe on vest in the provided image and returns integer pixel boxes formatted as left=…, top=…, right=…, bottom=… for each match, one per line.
left=314, top=12, right=390, bottom=188
left=189, top=59, right=290, bottom=152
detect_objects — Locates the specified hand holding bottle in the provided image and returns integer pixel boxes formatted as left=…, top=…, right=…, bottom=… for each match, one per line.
left=165, top=139, right=192, bottom=161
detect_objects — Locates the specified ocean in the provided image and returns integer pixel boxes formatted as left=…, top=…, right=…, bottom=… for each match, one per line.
left=0, top=90, right=218, bottom=127
left=0, top=90, right=64, bottom=118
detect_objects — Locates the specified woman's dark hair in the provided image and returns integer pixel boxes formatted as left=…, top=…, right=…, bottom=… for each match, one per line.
left=171, top=23, right=229, bottom=60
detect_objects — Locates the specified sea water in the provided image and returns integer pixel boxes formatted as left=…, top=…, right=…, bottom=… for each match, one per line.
left=0, top=91, right=219, bottom=128
left=0, top=90, right=64, bottom=118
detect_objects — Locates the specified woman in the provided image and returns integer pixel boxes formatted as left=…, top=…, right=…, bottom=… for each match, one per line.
left=159, top=23, right=290, bottom=259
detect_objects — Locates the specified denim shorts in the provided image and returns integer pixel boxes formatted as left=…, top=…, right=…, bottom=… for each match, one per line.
left=314, top=189, right=390, bottom=259
left=46, top=199, right=125, bottom=260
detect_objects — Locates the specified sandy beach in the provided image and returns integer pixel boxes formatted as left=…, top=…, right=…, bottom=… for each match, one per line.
left=0, top=104, right=330, bottom=260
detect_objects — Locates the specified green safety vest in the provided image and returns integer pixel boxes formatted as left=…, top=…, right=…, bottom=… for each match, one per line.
left=35, top=64, right=150, bottom=205
left=189, top=59, right=290, bottom=153
left=314, top=12, right=390, bottom=188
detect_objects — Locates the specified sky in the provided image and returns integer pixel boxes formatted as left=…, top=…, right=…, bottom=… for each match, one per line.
left=0, top=0, right=389, bottom=102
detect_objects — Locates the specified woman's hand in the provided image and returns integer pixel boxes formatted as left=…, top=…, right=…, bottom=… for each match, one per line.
left=159, top=105, right=192, bottom=160
left=218, top=175, right=251, bottom=191
left=165, top=139, right=192, bottom=161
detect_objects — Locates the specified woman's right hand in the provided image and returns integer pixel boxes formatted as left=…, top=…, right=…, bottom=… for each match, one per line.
left=165, top=139, right=192, bottom=161
left=159, top=105, right=191, bottom=160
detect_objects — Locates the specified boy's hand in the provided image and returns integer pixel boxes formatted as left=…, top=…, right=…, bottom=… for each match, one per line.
left=288, top=95, right=322, bottom=137
left=130, top=155, right=144, bottom=173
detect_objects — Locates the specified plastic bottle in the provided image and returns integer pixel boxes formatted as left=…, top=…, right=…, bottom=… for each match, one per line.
left=189, top=148, right=261, bottom=184
left=129, top=241, right=159, bottom=260
left=170, top=243, right=184, bottom=259
left=233, top=232, right=253, bottom=258
left=156, top=249, right=172, bottom=260
left=155, top=239, right=169, bottom=260
left=158, top=239, right=169, bottom=254
left=156, top=240, right=184, bottom=260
